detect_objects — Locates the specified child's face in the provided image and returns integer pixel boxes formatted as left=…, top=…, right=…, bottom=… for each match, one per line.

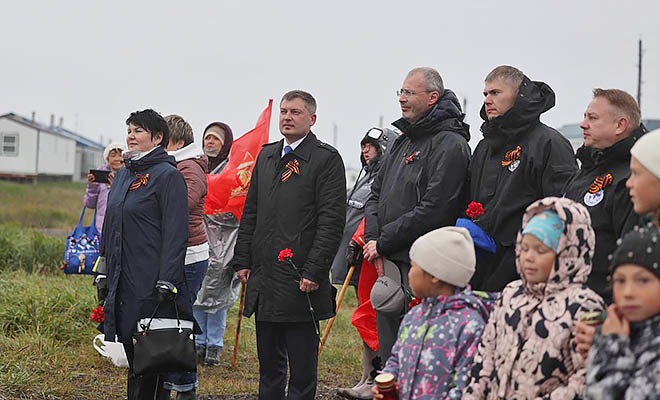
left=408, top=261, right=435, bottom=298
left=627, top=157, right=660, bottom=215
left=612, top=264, right=660, bottom=322
left=520, top=234, right=556, bottom=283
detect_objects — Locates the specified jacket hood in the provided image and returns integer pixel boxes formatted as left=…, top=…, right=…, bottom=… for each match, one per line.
left=516, top=197, right=595, bottom=296
left=392, top=89, right=470, bottom=142
left=480, top=76, right=556, bottom=142
left=359, top=127, right=400, bottom=167
left=204, top=122, right=234, bottom=171
left=125, top=146, right=176, bottom=172
left=576, top=123, right=648, bottom=168
left=420, top=286, right=494, bottom=322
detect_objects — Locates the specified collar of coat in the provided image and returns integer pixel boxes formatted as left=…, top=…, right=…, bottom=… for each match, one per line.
left=576, top=123, right=649, bottom=168
left=265, top=131, right=317, bottom=162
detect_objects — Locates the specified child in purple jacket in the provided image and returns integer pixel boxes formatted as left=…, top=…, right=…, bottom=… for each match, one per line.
left=373, top=227, right=494, bottom=400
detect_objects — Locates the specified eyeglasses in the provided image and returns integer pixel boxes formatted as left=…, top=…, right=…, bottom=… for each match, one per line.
left=397, top=88, right=433, bottom=98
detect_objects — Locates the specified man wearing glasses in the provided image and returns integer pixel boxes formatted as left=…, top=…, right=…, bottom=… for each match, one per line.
left=363, top=67, right=471, bottom=362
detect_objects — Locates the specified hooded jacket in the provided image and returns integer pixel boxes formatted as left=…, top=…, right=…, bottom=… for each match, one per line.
left=463, top=197, right=605, bottom=400
left=101, top=146, right=198, bottom=343
left=469, top=77, right=577, bottom=291
left=170, top=142, right=209, bottom=252
left=383, top=288, right=495, bottom=400
left=365, top=89, right=471, bottom=263
left=331, top=128, right=399, bottom=285
left=585, top=312, right=660, bottom=399
left=563, top=125, right=646, bottom=301
left=204, top=122, right=234, bottom=173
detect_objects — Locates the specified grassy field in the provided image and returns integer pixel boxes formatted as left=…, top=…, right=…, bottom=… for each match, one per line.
left=0, top=181, right=363, bottom=399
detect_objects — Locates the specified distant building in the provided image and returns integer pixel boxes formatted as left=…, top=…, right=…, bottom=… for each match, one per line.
left=0, top=112, right=104, bottom=182
left=559, top=119, right=660, bottom=151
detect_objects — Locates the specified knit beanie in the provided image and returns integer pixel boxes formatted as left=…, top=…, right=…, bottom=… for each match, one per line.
left=103, top=142, right=126, bottom=161
left=630, top=128, right=660, bottom=180
left=409, top=227, right=476, bottom=287
left=610, top=222, right=660, bottom=279
left=522, top=210, right=565, bottom=253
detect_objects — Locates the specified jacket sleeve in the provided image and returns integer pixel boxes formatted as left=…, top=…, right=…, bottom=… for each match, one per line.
left=538, top=136, right=578, bottom=197
left=462, top=295, right=501, bottom=399
left=302, top=151, right=347, bottom=284
left=364, top=160, right=383, bottom=243
left=178, top=160, right=208, bottom=214
left=542, top=331, right=588, bottom=400
left=377, top=137, right=470, bottom=256
left=584, top=333, right=639, bottom=400
left=449, top=313, right=487, bottom=400
left=84, top=181, right=101, bottom=209
left=157, top=169, right=189, bottom=285
left=231, top=152, right=262, bottom=271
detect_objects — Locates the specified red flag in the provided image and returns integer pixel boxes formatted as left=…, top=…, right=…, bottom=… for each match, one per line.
left=350, top=219, right=379, bottom=351
left=204, top=99, right=273, bottom=221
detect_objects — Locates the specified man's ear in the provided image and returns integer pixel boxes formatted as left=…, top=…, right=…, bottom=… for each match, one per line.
left=615, top=116, right=630, bottom=137
left=310, top=113, right=317, bottom=127
left=428, top=91, right=441, bottom=107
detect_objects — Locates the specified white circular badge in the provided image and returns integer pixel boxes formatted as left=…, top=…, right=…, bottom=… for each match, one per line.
left=583, top=190, right=604, bottom=207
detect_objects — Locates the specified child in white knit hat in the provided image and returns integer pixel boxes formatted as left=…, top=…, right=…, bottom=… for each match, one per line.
left=372, top=226, right=494, bottom=400
left=628, top=128, right=660, bottom=226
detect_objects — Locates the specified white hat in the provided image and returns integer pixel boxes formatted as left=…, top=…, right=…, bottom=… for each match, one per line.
left=103, top=142, right=127, bottom=161
left=409, top=227, right=476, bottom=288
left=203, top=128, right=225, bottom=143
left=631, top=129, right=660, bottom=180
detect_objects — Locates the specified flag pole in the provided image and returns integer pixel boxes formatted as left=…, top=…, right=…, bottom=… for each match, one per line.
left=318, top=264, right=355, bottom=356
left=232, top=282, right=247, bottom=368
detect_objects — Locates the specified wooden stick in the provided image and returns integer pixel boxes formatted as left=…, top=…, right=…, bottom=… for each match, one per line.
left=318, top=265, right=355, bottom=356
left=232, top=282, right=247, bottom=368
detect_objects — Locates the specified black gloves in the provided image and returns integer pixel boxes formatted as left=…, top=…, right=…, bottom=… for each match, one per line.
left=346, top=240, right=364, bottom=269
left=155, top=280, right=178, bottom=303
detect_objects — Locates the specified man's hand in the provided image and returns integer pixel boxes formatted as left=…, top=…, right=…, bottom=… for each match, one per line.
left=299, top=278, right=319, bottom=293
left=363, top=240, right=380, bottom=262
left=155, top=280, right=177, bottom=303
left=346, top=240, right=363, bottom=268
left=574, top=321, right=596, bottom=358
left=601, top=304, right=630, bottom=336
left=236, top=269, right=250, bottom=284
left=373, top=256, right=384, bottom=277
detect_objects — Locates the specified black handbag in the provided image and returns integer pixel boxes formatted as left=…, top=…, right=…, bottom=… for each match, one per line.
left=132, top=301, right=196, bottom=375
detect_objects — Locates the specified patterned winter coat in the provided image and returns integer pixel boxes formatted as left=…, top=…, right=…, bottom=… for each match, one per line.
left=585, top=312, right=660, bottom=399
left=383, top=287, right=494, bottom=400
left=463, top=197, right=606, bottom=399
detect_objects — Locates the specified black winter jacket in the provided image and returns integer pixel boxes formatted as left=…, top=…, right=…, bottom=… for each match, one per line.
left=563, top=125, right=646, bottom=301
left=365, top=89, right=471, bottom=263
left=101, top=147, right=197, bottom=343
left=231, top=133, right=346, bottom=322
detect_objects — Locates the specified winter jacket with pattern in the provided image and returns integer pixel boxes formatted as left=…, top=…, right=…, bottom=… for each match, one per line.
left=585, top=312, right=660, bottom=399
left=364, top=89, right=471, bottom=264
left=101, top=146, right=199, bottom=343
left=231, top=132, right=346, bottom=322
left=463, top=197, right=606, bottom=400
left=469, top=77, right=577, bottom=291
left=383, top=288, right=494, bottom=400
left=563, top=125, right=646, bottom=302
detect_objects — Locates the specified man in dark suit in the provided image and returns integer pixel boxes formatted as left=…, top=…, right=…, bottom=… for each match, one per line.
left=231, top=90, right=346, bottom=400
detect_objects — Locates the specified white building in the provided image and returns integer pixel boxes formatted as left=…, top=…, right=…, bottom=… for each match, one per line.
left=0, top=113, right=105, bottom=182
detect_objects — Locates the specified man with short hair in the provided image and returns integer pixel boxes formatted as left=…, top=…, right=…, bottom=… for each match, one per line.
left=468, top=65, right=577, bottom=291
left=563, top=89, right=646, bottom=301
left=231, top=90, right=346, bottom=400
left=363, top=67, right=471, bottom=362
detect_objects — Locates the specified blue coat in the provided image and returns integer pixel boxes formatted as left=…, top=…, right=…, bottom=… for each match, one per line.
left=101, top=146, right=196, bottom=343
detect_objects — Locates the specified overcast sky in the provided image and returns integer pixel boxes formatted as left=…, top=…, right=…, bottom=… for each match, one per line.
left=2, top=0, right=659, bottom=169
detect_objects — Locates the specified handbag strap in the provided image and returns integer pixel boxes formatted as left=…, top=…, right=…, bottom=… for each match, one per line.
left=140, top=300, right=182, bottom=333
left=77, top=206, right=87, bottom=228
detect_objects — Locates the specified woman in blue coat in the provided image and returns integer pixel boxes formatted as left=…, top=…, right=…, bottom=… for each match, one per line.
left=101, top=109, right=196, bottom=399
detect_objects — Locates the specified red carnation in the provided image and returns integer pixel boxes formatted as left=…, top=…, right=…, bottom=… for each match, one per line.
left=278, top=248, right=294, bottom=262
left=408, top=297, right=422, bottom=309
left=91, top=306, right=105, bottom=323
left=465, top=201, right=484, bottom=221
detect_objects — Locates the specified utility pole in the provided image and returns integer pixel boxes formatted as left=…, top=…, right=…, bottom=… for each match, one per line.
left=378, top=115, right=384, bottom=128
left=637, top=38, right=642, bottom=108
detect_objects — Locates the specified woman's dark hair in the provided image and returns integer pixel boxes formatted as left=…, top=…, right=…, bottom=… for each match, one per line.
left=126, top=109, right=169, bottom=147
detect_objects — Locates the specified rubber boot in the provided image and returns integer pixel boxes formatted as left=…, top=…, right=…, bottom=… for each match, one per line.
left=337, top=344, right=377, bottom=399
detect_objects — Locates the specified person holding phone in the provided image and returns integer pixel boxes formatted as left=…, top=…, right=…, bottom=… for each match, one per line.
left=84, top=142, right=126, bottom=234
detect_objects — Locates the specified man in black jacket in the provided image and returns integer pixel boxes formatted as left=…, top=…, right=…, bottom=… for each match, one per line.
left=363, top=67, right=471, bottom=361
left=564, top=88, right=645, bottom=302
left=468, top=65, right=577, bottom=291
left=231, top=90, right=346, bottom=400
